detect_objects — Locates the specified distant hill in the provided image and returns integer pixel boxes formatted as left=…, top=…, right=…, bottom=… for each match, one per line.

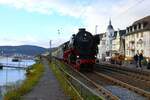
left=0, top=45, right=48, bottom=56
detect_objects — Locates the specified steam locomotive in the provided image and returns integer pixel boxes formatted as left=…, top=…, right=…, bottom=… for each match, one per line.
left=52, top=28, right=100, bottom=71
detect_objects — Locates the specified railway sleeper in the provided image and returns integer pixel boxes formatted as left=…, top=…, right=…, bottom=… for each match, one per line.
left=94, top=71, right=150, bottom=98
left=100, top=66, right=150, bottom=81
left=99, top=63, right=150, bottom=77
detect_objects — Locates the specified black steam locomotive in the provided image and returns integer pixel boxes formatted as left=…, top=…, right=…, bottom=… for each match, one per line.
left=53, top=28, right=100, bottom=71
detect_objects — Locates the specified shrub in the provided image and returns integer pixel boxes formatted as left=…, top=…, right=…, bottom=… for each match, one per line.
left=4, top=63, right=44, bottom=100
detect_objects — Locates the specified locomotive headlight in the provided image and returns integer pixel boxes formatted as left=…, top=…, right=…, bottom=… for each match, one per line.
left=77, top=56, right=79, bottom=58
left=146, top=58, right=149, bottom=62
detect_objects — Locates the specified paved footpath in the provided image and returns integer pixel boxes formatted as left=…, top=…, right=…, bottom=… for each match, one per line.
left=23, top=58, right=68, bottom=100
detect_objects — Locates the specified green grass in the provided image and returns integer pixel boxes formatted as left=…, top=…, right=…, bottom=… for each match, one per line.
left=4, top=62, right=44, bottom=100
left=50, top=60, right=102, bottom=100
left=50, top=61, right=83, bottom=100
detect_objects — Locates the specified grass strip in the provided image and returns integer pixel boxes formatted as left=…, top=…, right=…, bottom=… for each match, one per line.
left=4, top=62, right=44, bottom=100
left=50, top=61, right=83, bottom=100
left=52, top=60, right=102, bottom=100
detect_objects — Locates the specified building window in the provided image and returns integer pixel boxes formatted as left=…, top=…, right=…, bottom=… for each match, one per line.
left=136, top=33, right=139, bottom=38
left=134, top=25, right=136, bottom=31
left=130, top=27, right=132, bottom=32
left=141, top=32, right=143, bottom=37
left=139, top=23, right=141, bottom=29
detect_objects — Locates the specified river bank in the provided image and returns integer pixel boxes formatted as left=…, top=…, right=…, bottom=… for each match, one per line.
left=4, top=60, right=44, bottom=100
left=0, top=57, right=35, bottom=100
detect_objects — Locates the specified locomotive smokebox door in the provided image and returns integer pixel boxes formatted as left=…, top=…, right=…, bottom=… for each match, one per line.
left=75, top=28, right=94, bottom=52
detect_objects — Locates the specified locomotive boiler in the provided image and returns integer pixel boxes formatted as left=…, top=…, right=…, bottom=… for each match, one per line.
left=63, top=28, right=100, bottom=71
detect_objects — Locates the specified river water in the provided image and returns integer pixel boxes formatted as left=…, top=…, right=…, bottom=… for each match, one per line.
left=0, top=57, right=35, bottom=100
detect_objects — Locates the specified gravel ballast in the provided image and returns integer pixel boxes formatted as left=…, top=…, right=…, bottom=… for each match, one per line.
left=105, top=85, right=148, bottom=100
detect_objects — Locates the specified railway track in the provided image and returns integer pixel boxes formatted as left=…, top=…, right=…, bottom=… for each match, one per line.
left=55, top=59, right=150, bottom=99
left=95, top=67, right=150, bottom=90
left=99, top=66, right=150, bottom=81
left=98, top=63, right=150, bottom=77
left=83, top=71, right=150, bottom=100
left=60, top=62, right=120, bottom=100
left=52, top=59, right=121, bottom=100
left=93, top=63, right=150, bottom=99
left=95, top=64, right=150, bottom=88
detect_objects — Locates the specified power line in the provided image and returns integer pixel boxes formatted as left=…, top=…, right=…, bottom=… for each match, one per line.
left=113, top=0, right=146, bottom=19
left=73, top=0, right=92, bottom=27
left=58, top=0, right=92, bottom=35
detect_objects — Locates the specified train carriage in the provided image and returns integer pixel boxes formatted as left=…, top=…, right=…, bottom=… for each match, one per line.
left=52, top=28, right=100, bottom=71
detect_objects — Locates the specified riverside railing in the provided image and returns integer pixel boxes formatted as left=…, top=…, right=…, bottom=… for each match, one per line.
left=52, top=58, right=102, bottom=100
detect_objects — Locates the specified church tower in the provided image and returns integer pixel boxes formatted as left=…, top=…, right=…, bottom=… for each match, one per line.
left=106, top=19, right=114, bottom=56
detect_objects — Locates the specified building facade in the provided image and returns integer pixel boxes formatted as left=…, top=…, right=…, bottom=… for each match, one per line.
left=105, top=19, right=115, bottom=56
left=97, top=33, right=106, bottom=59
left=125, top=16, right=150, bottom=59
left=97, top=20, right=126, bottom=60
left=112, top=30, right=126, bottom=55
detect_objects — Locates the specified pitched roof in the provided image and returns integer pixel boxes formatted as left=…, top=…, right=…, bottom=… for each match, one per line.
left=119, top=30, right=126, bottom=36
left=112, top=30, right=126, bottom=39
left=132, top=15, right=150, bottom=30
left=126, top=15, right=150, bottom=35
left=133, top=15, right=150, bottom=24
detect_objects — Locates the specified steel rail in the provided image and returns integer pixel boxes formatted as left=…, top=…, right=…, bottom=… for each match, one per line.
left=98, top=63, right=150, bottom=77
left=55, top=59, right=120, bottom=100
left=94, top=71, right=150, bottom=99
left=97, top=67, right=150, bottom=88
left=97, top=66, right=150, bottom=84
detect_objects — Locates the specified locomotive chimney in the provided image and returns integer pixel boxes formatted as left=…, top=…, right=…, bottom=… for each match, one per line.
left=79, top=28, right=86, bottom=32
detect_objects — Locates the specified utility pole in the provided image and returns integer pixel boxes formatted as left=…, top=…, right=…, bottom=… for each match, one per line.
left=95, top=25, right=98, bottom=34
left=49, top=40, right=52, bottom=59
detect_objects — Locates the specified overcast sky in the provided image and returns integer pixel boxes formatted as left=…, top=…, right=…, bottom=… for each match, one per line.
left=0, top=0, right=150, bottom=48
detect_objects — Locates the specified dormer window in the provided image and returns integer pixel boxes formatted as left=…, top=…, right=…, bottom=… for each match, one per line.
left=132, top=26, right=134, bottom=31
left=130, top=26, right=132, bottom=32
left=141, top=23, right=144, bottom=29
left=126, top=27, right=129, bottom=33
left=127, top=27, right=129, bottom=33
left=126, top=28, right=128, bottom=33
left=138, top=23, right=141, bottom=30
left=134, top=25, right=136, bottom=31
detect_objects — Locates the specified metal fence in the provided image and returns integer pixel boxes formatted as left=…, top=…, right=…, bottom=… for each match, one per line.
left=52, top=58, right=102, bottom=100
